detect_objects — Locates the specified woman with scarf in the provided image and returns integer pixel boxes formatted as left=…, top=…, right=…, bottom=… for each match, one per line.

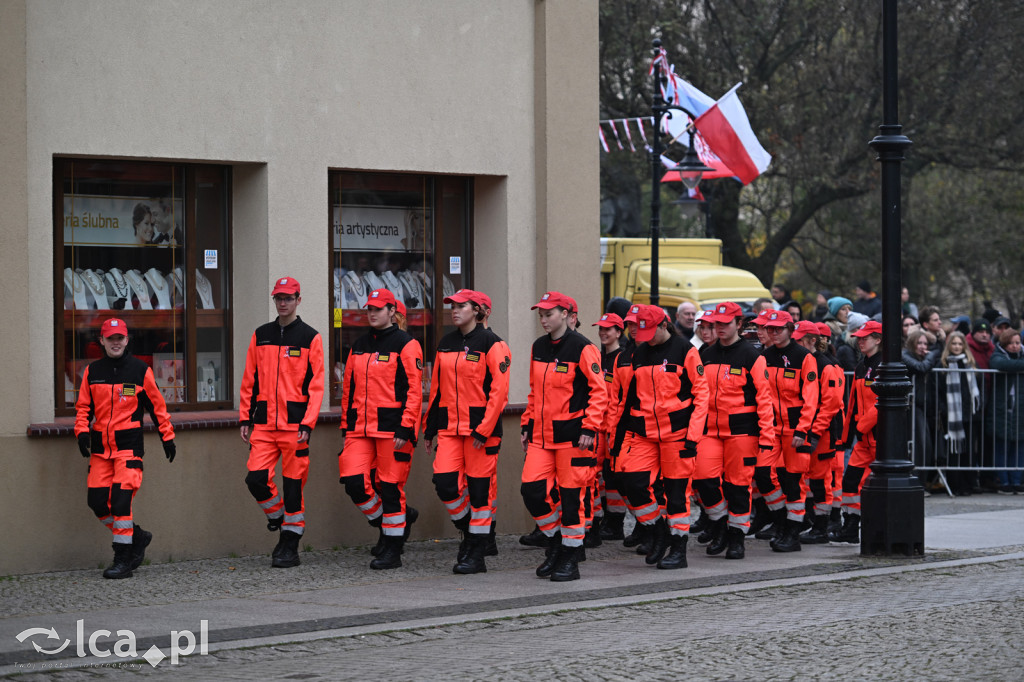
left=937, top=332, right=980, bottom=496
left=903, top=329, right=941, bottom=480
left=989, top=329, right=1024, bottom=494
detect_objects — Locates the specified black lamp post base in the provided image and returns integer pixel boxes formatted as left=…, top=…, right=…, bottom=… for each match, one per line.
left=860, top=473, right=925, bottom=556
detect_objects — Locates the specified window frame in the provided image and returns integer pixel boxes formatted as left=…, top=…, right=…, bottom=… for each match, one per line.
left=52, top=158, right=234, bottom=416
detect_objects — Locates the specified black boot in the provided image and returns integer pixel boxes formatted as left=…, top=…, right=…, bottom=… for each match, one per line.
left=271, top=531, right=286, bottom=559
left=272, top=530, right=302, bottom=568
left=799, top=513, right=830, bottom=544
left=645, top=518, right=669, bottom=565
left=770, top=519, right=803, bottom=553
left=623, top=516, right=644, bottom=547
left=453, top=534, right=487, bottom=574
left=370, top=524, right=386, bottom=557
left=657, top=534, right=688, bottom=569
left=755, top=508, right=786, bottom=540
left=691, top=506, right=711, bottom=534
left=725, top=527, right=746, bottom=559
left=485, top=520, right=498, bottom=557
left=747, top=497, right=772, bottom=536
left=370, top=536, right=404, bottom=570
left=827, top=507, right=843, bottom=536
left=584, top=516, right=604, bottom=548
left=705, top=517, right=729, bottom=556
left=600, top=512, right=625, bottom=540
left=130, top=525, right=152, bottom=570
left=550, top=544, right=580, bottom=582
left=830, top=513, right=860, bottom=544
left=519, top=525, right=548, bottom=547
left=453, top=517, right=471, bottom=564
left=536, top=533, right=561, bottom=578
left=401, top=506, right=419, bottom=551
left=102, top=543, right=134, bottom=579
left=267, top=514, right=283, bottom=532
left=696, top=518, right=717, bottom=545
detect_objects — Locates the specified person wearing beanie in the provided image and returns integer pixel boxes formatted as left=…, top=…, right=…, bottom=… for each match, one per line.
left=836, top=312, right=869, bottom=372
left=852, top=281, right=882, bottom=318
left=811, top=290, right=833, bottom=323
left=824, top=296, right=853, bottom=340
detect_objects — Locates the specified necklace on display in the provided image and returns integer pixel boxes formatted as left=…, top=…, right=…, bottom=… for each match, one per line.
left=124, top=269, right=153, bottom=310
left=64, top=268, right=82, bottom=293
left=107, top=269, right=130, bottom=299
left=145, top=268, right=166, bottom=291
left=195, top=269, right=214, bottom=309
left=82, top=270, right=105, bottom=295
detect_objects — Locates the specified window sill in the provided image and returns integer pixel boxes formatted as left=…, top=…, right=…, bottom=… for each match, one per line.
left=30, top=404, right=526, bottom=438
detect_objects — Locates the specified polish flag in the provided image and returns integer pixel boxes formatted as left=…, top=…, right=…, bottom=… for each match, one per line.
left=693, top=83, right=771, bottom=185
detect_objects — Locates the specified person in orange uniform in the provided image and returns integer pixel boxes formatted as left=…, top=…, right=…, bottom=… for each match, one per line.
left=588, top=312, right=626, bottom=545
left=833, top=319, right=883, bottom=544
left=75, top=318, right=175, bottom=579
left=239, top=277, right=325, bottom=569
left=790, top=320, right=846, bottom=544
left=521, top=291, right=608, bottom=582
left=759, top=310, right=820, bottom=552
left=816, top=322, right=847, bottom=535
left=690, top=302, right=775, bottom=560
left=425, top=289, right=510, bottom=574
left=613, top=305, right=708, bottom=569
left=339, top=288, right=423, bottom=569
left=614, top=304, right=644, bottom=548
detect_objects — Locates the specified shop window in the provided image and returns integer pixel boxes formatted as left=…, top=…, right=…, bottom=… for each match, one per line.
left=329, top=171, right=472, bottom=404
left=55, top=159, right=232, bottom=414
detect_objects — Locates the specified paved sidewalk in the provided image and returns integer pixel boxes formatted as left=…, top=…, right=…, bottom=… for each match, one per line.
left=2, top=494, right=1024, bottom=678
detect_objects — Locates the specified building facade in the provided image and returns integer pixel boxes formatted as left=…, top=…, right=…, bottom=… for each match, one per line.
left=0, top=0, right=599, bottom=574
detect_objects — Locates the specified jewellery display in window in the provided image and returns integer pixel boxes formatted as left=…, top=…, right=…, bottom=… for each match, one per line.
left=123, top=269, right=153, bottom=310
left=168, top=267, right=184, bottom=307
left=195, top=269, right=215, bottom=309
left=104, top=268, right=131, bottom=310
left=144, top=268, right=172, bottom=309
left=80, top=269, right=109, bottom=310
left=64, top=268, right=89, bottom=310
left=342, top=270, right=369, bottom=308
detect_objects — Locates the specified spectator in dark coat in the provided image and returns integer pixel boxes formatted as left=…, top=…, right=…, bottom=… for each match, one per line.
left=852, top=281, right=882, bottom=319
left=989, top=329, right=1024, bottom=493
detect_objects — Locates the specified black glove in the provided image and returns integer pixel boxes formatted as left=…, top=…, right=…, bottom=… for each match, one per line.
left=681, top=439, right=698, bottom=457
left=163, top=439, right=176, bottom=463
left=796, top=432, right=819, bottom=454
left=77, top=433, right=91, bottom=458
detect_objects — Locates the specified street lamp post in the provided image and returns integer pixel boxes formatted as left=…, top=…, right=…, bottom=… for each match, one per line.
left=649, top=38, right=714, bottom=308
left=861, top=0, right=924, bottom=555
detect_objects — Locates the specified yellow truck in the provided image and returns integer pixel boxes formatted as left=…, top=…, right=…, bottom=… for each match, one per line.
left=600, top=237, right=770, bottom=312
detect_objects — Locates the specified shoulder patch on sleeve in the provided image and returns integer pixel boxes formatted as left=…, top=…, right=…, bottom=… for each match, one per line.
left=697, top=365, right=704, bottom=376
left=807, top=371, right=817, bottom=382
left=591, top=363, right=601, bottom=374
left=765, top=370, right=770, bottom=380
left=416, top=358, right=423, bottom=370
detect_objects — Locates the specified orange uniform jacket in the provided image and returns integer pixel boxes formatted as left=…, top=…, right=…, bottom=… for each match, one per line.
left=240, top=317, right=325, bottom=435
left=424, top=326, right=511, bottom=442
left=341, top=324, right=423, bottom=443
left=763, top=342, right=820, bottom=441
left=617, top=335, right=708, bottom=448
left=842, top=351, right=882, bottom=445
left=690, top=338, right=775, bottom=449
left=75, top=354, right=174, bottom=457
left=811, top=353, right=845, bottom=451
left=521, top=330, right=608, bottom=449
left=599, top=346, right=623, bottom=435
left=607, top=342, right=635, bottom=436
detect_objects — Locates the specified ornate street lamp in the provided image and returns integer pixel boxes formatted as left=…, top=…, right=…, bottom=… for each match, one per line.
left=861, top=0, right=924, bottom=555
left=649, top=38, right=714, bottom=308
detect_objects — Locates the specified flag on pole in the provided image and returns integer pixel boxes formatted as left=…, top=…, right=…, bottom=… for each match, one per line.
left=693, top=83, right=771, bottom=185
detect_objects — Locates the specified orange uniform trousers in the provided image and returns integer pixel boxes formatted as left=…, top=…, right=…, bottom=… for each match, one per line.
left=618, top=436, right=694, bottom=537
left=246, top=429, right=310, bottom=535
left=693, top=435, right=757, bottom=533
left=841, top=434, right=876, bottom=516
left=87, top=454, right=144, bottom=545
left=521, top=444, right=595, bottom=547
left=433, top=434, right=500, bottom=536
left=340, top=435, right=414, bottom=536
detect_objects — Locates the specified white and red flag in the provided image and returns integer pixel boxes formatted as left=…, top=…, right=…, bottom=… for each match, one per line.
left=693, top=83, right=771, bottom=185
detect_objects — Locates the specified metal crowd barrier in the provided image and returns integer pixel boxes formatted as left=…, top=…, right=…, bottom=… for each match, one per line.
left=907, top=366, right=1024, bottom=496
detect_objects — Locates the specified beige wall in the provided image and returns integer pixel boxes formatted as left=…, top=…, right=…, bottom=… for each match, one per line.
left=2, top=0, right=598, bottom=574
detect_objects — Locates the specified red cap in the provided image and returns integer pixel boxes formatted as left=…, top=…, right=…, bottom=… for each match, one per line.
left=852, top=320, right=883, bottom=337
left=624, top=304, right=642, bottom=323
left=633, top=305, right=664, bottom=344
left=751, top=310, right=770, bottom=326
left=474, top=291, right=492, bottom=310
left=395, top=299, right=407, bottom=316
left=696, top=310, right=714, bottom=325
left=593, top=313, right=624, bottom=329
left=365, top=288, right=397, bottom=308
left=271, top=277, right=300, bottom=296
left=702, top=301, right=744, bottom=324
left=444, top=289, right=478, bottom=305
left=791, top=320, right=820, bottom=340
left=762, top=310, right=794, bottom=327
left=532, top=291, right=573, bottom=310
left=101, top=318, right=128, bottom=337
left=815, top=322, right=832, bottom=338
left=565, top=296, right=579, bottom=315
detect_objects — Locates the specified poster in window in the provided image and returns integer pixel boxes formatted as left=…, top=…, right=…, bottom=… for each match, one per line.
left=64, top=195, right=184, bottom=247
